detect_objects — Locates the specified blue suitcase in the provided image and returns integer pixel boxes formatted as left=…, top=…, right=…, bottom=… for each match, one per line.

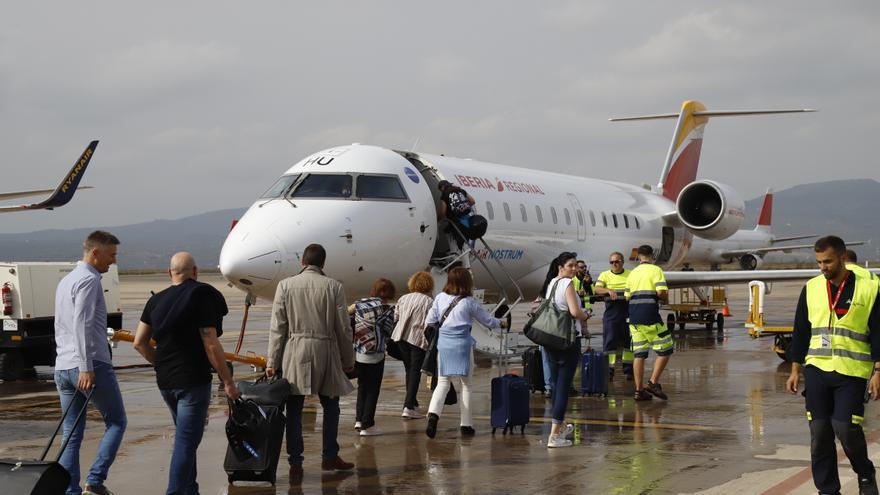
left=581, top=349, right=609, bottom=397
left=490, top=374, right=530, bottom=434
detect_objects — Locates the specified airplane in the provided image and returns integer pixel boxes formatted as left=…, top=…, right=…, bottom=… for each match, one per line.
left=684, top=189, right=816, bottom=270
left=219, top=100, right=838, bottom=312
left=0, top=140, right=98, bottom=213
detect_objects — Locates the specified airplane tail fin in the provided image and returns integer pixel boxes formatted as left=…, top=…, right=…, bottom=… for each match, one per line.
left=755, top=188, right=773, bottom=233
left=35, top=140, right=98, bottom=209
left=610, top=102, right=815, bottom=202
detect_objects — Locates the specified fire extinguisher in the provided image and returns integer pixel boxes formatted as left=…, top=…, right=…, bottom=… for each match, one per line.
left=2, top=283, right=12, bottom=316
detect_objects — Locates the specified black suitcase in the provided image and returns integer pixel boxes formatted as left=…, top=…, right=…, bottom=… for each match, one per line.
left=224, top=403, right=285, bottom=484
left=522, top=346, right=545, bottom=393
left=0, top=388, right=93, bottom=495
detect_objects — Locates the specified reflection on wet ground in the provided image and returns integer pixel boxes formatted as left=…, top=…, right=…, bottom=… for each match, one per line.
left=1, top=276, right=876, bottom=494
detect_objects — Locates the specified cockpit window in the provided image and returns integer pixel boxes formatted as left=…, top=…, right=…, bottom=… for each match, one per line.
left=291, top=174, right=352, bottom=198
left=260, top=174, right=300, bottom=198
left=356, top=175, right=409, bottom=201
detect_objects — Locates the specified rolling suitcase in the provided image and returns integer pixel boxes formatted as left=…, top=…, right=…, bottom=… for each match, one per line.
left=490, top=374, right=530, bottom=434
left=522, top=346, right=545, bottom=394
left=224, top=403, right=285, bottom=484
left=224, top=375, right=288, bottom=485
left=581, top=349, right=609, bottom=397
left=0, top=387, right=93, bottom=495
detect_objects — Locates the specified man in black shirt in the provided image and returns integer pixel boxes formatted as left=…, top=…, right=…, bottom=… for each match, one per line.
left=134, top=252, right=240, bottom=495
left=786, top=236, right=880, bottom=495
left=438, top=180, right=476, bottom=251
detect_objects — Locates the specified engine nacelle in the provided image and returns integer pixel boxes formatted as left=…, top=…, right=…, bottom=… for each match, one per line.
left=739, top=253, right=764, bottom=270
left=675, top=180, right=745, bottom=241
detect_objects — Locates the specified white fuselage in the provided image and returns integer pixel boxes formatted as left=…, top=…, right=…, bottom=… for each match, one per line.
left=219, top=144, right=693, bottom=301
left=686, top=229, right=772, bottom=265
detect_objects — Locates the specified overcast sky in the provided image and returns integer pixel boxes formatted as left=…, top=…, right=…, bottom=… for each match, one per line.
left=1, top=1, right=877, bottom=234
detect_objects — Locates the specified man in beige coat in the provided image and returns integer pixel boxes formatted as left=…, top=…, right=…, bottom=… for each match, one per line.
left=266, top=244, right=356, bottom=481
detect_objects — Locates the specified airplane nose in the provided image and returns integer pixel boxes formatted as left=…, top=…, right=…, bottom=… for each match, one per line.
left=219, top=228, right=283, bottom=291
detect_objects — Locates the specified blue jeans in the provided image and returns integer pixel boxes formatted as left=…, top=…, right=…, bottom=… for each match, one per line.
left=160, top=384, right=212, bottom=495
left=285, top=394, right=340, bottom=465
left=540, top=346, right=553, bottom=392
left=55, top=361, right=127, bottom=495
left=544, top=347, right=580, bottom=423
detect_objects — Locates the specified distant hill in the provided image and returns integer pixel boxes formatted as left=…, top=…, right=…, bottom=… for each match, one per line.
left=1, top=179, right=877, bottom=268
left=0, top=208, right=247, bottom=269
left=742, top=179, right=879, bottom=262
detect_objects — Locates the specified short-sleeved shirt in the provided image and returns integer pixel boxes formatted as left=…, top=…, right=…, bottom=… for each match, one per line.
left=624, top=264, right=667, bottom=325
left=442, top=188, right=472, bottom=219
left=596, top=269, right=630, bottom=321
left=141, top=279, right=228, bottom=390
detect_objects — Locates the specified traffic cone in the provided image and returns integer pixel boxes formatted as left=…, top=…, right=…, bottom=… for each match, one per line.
left=721, top=304, right=731, bottom=317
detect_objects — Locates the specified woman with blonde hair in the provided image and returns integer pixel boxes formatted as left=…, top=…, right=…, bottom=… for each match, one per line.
left=391, top=271, right=435, bottom=419
left=425, top=267, right=506, bottom=438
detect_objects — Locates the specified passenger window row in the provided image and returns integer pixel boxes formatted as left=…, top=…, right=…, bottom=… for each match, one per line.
left=482, top=200, right=642, bottom=230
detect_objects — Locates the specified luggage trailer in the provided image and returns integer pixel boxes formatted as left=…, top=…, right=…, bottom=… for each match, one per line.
left=663, top=286, right=728, bottom=332
left=744, top=280, right=793, bottom=361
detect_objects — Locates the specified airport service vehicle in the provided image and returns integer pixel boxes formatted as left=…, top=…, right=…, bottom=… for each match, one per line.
left=219, top=100, right=830, bottom=354
left=0, top=140, right=97, bottom=213
left=0, top=262, right=122, bottom=380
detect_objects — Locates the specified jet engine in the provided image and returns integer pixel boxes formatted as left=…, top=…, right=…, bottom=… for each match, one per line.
left=739, top=253, right=763, bottom=270
left=675, top=180, right=745, bottom=241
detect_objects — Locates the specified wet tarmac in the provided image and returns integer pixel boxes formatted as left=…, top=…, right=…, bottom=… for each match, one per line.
left=1, top=274, right=878, bottom=494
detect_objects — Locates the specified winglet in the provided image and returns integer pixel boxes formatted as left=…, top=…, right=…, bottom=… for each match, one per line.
left=27, top=140, right=98, bottom=210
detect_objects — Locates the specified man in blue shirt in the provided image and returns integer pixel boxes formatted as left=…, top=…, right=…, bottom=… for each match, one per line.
left=54, top=231, right=127, bottom=495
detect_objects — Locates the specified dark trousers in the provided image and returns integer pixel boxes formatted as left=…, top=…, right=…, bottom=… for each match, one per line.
left=544, top=346, right=580, bottom=423
left=355, top=360, right=385, bottom=429
left=285, top=394, right=340, bottom=465
left=804, top=365, right=874, bottom=493
left=398, top=341, right=427, bottom=410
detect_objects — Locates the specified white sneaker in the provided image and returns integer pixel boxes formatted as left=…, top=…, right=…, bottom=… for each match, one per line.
left=359, top=426, right=383, bottom=436
left=562, top=423, right=574, bottom=439
left=354, top=421, right=362, bottom=430
left=547, top=434, right=573, bottom=448
left=402, top=407, right=425, bottom=419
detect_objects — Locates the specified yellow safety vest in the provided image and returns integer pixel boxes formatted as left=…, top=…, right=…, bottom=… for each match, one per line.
left=805, top=273, right=879, bottom=379
left=624, top=264, right=668, bottom=325
left=572, top=277, right=592, bottom=310
left=847, top=263, right=878, bottom=281
left=596, top=269, right=630, bottom=298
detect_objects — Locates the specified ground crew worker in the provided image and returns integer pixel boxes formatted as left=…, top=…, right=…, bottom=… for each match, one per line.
left=573, top=260, right=594, bottom=314
left=625, top=245, right=671, bottom=401
left=786, top=236, right=880, bottom=495
left=594, top=252, right=633, bottom=381
left=847, top=249, right=878, bottom=281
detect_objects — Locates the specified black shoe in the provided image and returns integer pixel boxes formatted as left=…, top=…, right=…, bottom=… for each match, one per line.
left=860, top=472, right=879, bottom=495
left=426, top=413, right=439, bottom=439
left=460, top=426, right=475, bottom=436
left=609, top=368, right=615, bottom=382
left=645, top=381, right=668, bottom=400
left=634, top=389, right=653, bottom=401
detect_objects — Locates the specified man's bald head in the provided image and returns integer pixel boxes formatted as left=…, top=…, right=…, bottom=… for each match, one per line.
left=169, top=252, right=197, bottom=282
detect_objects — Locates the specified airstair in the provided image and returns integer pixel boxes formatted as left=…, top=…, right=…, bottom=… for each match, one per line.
left=428, top=222, right=525, bottom=361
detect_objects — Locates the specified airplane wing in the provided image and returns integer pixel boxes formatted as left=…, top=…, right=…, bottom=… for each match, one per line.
left=665, top=267, right=880, bottom=288
left=719, top=240, right=867, bottom=258
left=770, top=234, right=817, bottom=244
left=0, top=140, right=98, bottom=213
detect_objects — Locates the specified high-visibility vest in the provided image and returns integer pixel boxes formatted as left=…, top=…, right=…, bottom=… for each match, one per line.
left=847, top=263, right=878, bottom=281
left=596, top=269, right=630, bottom=299
left=624, top=263, right=668, bottom=325
left=805, top=274, right=879, bottom=379
left=572, top=277, right=593, bottom=310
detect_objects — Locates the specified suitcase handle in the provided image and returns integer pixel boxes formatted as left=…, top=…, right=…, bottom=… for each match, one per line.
left=41, top=386, right=95, bottom=462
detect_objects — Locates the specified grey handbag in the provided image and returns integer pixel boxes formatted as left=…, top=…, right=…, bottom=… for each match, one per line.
left=523, top=279, right=575, bottom=351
